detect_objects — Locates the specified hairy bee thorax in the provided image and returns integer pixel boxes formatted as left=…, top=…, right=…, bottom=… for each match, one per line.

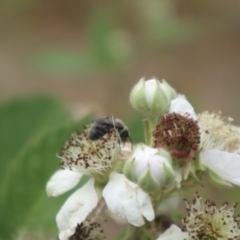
left=88, top=117, right=131, bottom=146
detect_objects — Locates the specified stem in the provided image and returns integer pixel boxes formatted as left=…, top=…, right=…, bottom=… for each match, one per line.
left=143, top=118, right=151, bottom=146
left=143, top=117, right=158, bottom=147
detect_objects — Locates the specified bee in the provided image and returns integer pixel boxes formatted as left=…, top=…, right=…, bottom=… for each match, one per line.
left=88, top=117, right=132, bottom=145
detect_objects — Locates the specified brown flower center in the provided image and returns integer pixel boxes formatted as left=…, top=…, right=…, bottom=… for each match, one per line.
left=153, top=113, right=200, bottom=159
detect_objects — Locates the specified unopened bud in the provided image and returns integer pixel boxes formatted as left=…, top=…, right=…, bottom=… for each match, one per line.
left=129, top=78, right=177, bottom=118
left=123, top=144, right=175, bottom=192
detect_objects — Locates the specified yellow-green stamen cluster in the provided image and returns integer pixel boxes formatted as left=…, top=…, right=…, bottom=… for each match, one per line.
left=183, top=192, right=240, bottom=240
left=199, top=112, right=240, bottom=153
left=59, top=127, right=119, bottom=177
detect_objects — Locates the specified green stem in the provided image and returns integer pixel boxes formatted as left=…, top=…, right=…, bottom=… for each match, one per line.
left=143, top=118, right=151, bottom=146
left=143, top=117, right=158, bottom=147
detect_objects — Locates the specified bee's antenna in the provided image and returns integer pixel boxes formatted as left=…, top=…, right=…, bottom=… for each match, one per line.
left=111, top=115, right=117, bottom=133
left=111, top=115, right=115, bottom=127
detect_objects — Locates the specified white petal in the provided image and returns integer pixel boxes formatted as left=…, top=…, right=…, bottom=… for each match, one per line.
left=103, top=172, right=154, bottom=226
left=56, top=178, right=98, bottom=240
left=46, top=170, right=83, bottom=197
left=156, top=225, right=189, bottom=240
left=201, top=149, right=240, bottom=185
left=169, top=95, right=197, bottom=120
left=145, top=78, right=158, bottom=105
left=137, top=189, right=155, bottom=221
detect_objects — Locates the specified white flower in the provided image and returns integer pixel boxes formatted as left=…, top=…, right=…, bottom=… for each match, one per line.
left=58, top=128, right=119, bottom=177
left=56, top=178, right=98, bottom=240
left=169, top=95, right=197, bottom=120
left=182, top=192, right=240, bottom=240
left=124, top=144, right=175, bottom=192
left=156, top=224, right=189, bottom=240
left=46, top=169, right=82, bottom=197
left=103, top=172, right=154, bottom=226
left=153, top=96, right=201, bottom=186
left=199, top=111, right=240, bottom=186
left=162, top=95, right=240, bottom=187
left=158, top=193, right=240, bottom=240
left=201, top=150, right=240, bottom=185
left=46, top=127, right=154, bottom=239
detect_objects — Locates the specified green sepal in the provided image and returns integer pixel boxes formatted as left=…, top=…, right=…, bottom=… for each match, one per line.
left=147, top=82, right=169, bottom=117
left=162, top=79, right=177, bottom=101
left=209, top=170, right=232, bottom=187
left=130, top=78, right=147, bottom=114
left=123, top=158, right=135, bottom=182
left=138, top=169, right=160, bottom=193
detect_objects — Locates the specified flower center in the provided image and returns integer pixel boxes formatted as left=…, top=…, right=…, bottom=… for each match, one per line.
left=199, top=112, right=240, bottom=153
left=153, top=113, right=200, bottom=159
left=182, top=193, right=240, bottom=240
left=59, top=127, right=119, bottom=177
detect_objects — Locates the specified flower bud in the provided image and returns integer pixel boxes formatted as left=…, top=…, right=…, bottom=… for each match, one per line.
left=123, top=144, right=175, bottom=192
left=129, top=78, right=177, bottom=118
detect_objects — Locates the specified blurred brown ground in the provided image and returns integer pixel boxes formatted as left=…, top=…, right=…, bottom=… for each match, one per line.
left=0, top=0, right=240, bottom=238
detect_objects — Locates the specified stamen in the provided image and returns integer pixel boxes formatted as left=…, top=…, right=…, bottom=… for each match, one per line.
left=69, top=219, right=106, bottom=240
left=58, top=127, right=120, bottom=177
left=153, top=113, right=200, bottom=159
left=199, top=112, right=240, bottom=153
left=182, top=192, right=240, bottom=240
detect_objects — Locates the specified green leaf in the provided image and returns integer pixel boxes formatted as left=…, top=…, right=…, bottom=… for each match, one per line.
left=0, top=116, right=91, bottom=239
left=0, top=95, right=71, bottom=187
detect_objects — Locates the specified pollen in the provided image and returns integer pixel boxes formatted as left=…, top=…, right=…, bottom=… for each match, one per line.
left=182, top=192, right=240, bottom=240
left=153, top=113, right=200, bottom=159
left=58, top=127, right=119, bottom=177
left=69, top=219, right=106, bottom=240
left=199, top=112, right=240, bottom=153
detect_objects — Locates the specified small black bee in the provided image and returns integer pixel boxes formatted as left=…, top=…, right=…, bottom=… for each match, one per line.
left=88, top=117, right=132, bottom=144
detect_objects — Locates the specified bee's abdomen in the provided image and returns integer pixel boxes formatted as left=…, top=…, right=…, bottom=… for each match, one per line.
left=88, top=125, right=109, bottom=141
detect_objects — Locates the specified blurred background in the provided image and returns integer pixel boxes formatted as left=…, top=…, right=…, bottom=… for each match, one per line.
left=0, top=0, right=240, bottom=239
